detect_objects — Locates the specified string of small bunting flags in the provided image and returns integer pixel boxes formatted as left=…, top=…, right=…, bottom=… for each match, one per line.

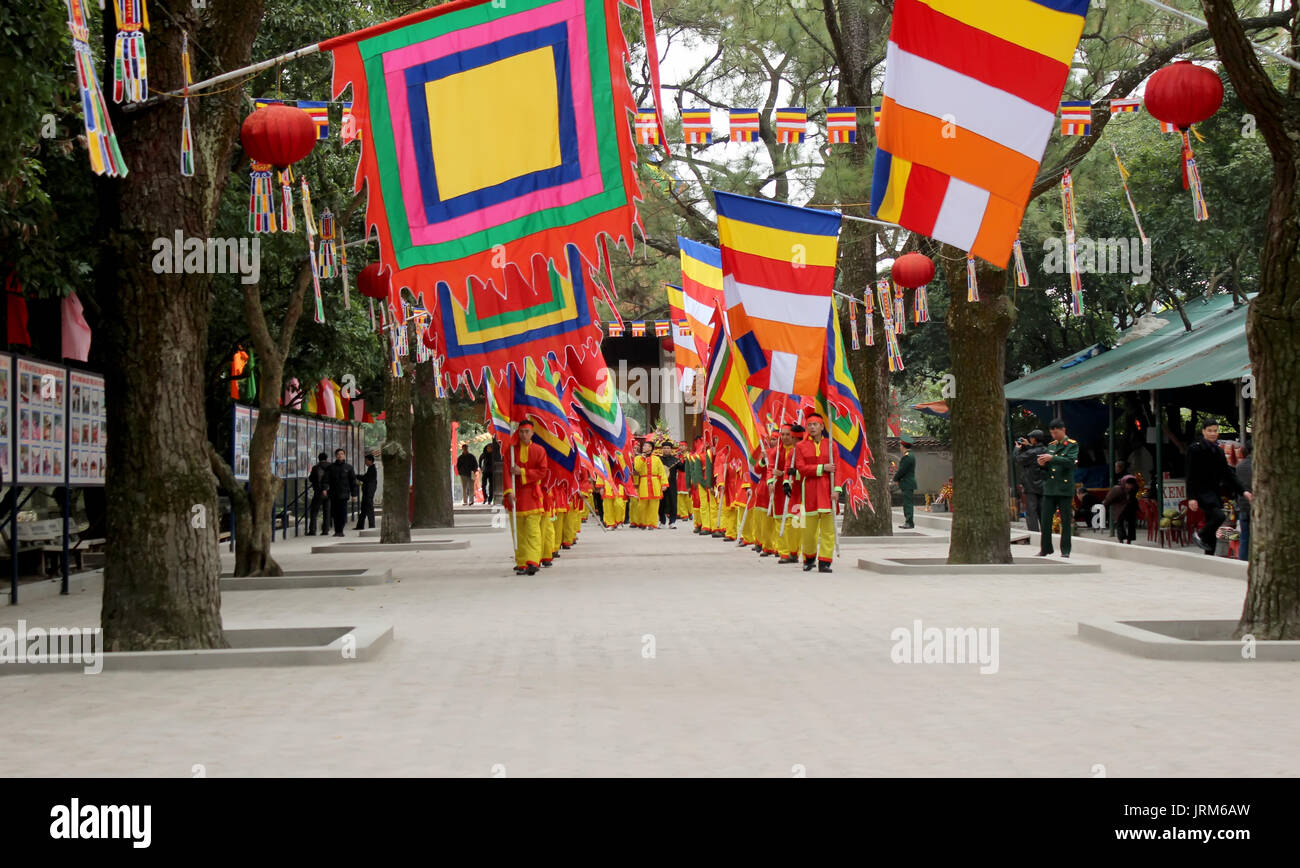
left=251, top=98, right=363, bottom=142
left=634, top=97, right=1172, bottom=148
left=602, top=320, right=683, bottom=338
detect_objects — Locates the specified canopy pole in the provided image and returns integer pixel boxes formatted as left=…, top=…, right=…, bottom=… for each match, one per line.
left=1237, top=377, right=1247, bottom=443
left=1152, top=389, right=1163, bottom=512
left=1107, top=394, right=1115, bottom=534
left=128, top=42, right=323, bottom=111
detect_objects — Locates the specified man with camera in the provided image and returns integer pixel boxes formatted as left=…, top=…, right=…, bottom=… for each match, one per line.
left=1015, top=429, right=1047, bottom=532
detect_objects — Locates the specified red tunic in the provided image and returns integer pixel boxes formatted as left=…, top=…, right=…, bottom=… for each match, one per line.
left=505, top=440, right=549, bottom=514
left=770, top=443, right=801, bottom=516
left=794, top=436, right=835, bottom=514
left=752, top=449, right=772, bottom=510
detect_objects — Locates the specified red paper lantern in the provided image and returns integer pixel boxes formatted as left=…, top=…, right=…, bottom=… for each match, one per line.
left=891, top=252, right=936, bottom=288
left=660, top=337, right=675, bottom=353
left=240, top=104, right=318, bottom=169
left=1144, top=61, right=1223, bottom=131
left=357, top=263, right=391, bottom=300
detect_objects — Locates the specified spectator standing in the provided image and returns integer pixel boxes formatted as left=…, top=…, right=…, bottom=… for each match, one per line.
left=324, top=449, right=359, bottom=538
left=1234, top=441, right=1253, bottom=561
left=1103, top=474, right=1139, bottom=543
left=1186, top=419, right=1252, bottom=556
left=355, top=454, right=378, bottom=530
left=307, top=452, right=331, bottom=535
left=479, top=442, right=497, bottom=504
left=456, top=445, right=479, bottom=506
left=1014, top=430, right=1046, bottom=531
left=894, top=439, right=917, bottom=529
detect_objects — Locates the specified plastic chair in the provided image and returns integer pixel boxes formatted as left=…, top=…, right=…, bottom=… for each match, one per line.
left=1139, top=499, right=1160, bottom=542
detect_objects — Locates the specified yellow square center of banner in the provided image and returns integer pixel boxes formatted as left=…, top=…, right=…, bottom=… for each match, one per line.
left=425, top=48, right=562, bottom=201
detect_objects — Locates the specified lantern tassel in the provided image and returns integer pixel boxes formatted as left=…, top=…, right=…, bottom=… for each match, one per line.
left=67, top=1, right=128, bottom=177
left=112, top=0, right=149, bottom=104
left=300, top=177, right=325, bottom=323
left=914, top=286, right=930, bottom=323
left=966, top=257, right=979, bottom=302
left=318, top=209, right=338, bottom=280
left=863, top=287, right=874, bottom=347
left=278, top=167, right=296, bottom=233
left=179, top=31, right=193, bottom=177
left=1181, top=130, right=1209, bottom=222
left=1061, top=170, right=1084, bottom=315
left=877, top=279, right=904, bottom=372
left=848, top=297, right=860, bottom=350
left=248, top=162, right=276, bottom=234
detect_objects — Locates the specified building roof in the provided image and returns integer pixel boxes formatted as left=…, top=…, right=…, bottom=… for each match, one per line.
left=1003, top=293, right=1251, bottom=402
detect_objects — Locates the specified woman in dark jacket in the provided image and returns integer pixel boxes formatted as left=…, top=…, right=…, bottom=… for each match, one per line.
left=1186, top=419, right=1252, bottom=555
left=1103, top=474, right=1139, bottom=544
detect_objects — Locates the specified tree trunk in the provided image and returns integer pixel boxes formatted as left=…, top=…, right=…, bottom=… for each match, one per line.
left=381, top=353, right=413, bottom=544
left=1198, top=0, right=1300, bottom=638
left=412, top=363, right=454, bottom=527
left=98, top=5, right=264, bottom=650
left=943, top=251, right=1015, bottom=565
left=239, top=403, right=284, bottom=576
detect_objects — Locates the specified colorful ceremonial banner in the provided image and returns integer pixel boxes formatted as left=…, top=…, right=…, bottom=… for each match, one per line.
left=562, top=345, right=627, bottom=450
left=826, top=107, right=858, bottom=143
left=636, top=107, right=660, bottom=145
left=325, top=0, right=643, bottom=325
left=676, top=236, right=724, bottom=363
left=299, top=100, right=331, bottom=139
left=713, top=190, right=840, bottom=398
left=253, top=97, right=283, bottom=110
left=486, top=375, right=514, bottom=436
left=729, top=108, right=760, bottom=142
left=775, top=107, right=807, bottom=143
left=1059, top=100, right=1092, bottom=136
left=681, top=108, right=713, bottom=144
left=1110, top=97, right=1141, bottom=114
left=811, top=303, right=874, bottom=511
left=507, top=358, right=579, bottom=476
left=426, top=243, right=602, bottom=386
left=871, top=0, right=1090, bottom=267
left=703, top=305, right=763, bottom=470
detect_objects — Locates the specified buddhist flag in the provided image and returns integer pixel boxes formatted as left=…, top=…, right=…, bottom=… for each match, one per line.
left=1110, top=97, right=1141, bottom=114
left=827, top=107, right=858, bottom=143
left=1059, top=100, right=1092, bottom=136
left=676, top=236, right=725, bottom=364
left=654, top=320, right=670, bottom=338
left=775, top=107, right=807, bottom=143
left=1159, top=119, right=1177, bottom=133
left=253, top=97, right=283, bottom=110
left=704, top=305, right=763, bottom=470
left=636, top=108, right=660, bottom=145
left=730, top=108, right=760, bottom=142
left=341, top=101, right=361, bottom=143
left=713, top=190, right=840, bottom=398
left=665, top=284, right=702, bottom=385
left=682, top=109, right=713, bottom=144
left=299, top=100, right=330, bottom=139
left=872, top=105, right=881, bottom=131
left=870, top=0, right=1091, bottom=266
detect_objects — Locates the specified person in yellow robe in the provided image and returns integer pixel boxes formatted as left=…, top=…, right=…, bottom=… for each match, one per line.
left=632, top=438, right=665, bottom=529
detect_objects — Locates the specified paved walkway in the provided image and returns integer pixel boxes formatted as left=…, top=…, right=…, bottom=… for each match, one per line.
left=0, top=508, right=1291, bottom=777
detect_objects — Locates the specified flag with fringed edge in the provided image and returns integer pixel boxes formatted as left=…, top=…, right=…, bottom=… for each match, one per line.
left=561, top=345, right=628, bottom=451
left=810, top=302, right=874, bottom=512
left=703, top=303, right=763, bottom=470
left=326, top=0, right=644, bottom=331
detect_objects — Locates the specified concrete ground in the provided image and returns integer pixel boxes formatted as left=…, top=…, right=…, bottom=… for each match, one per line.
left=1, top=507, right=1294, bottom=777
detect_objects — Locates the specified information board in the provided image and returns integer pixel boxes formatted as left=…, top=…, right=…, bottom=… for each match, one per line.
left=67, top=370, right=107, bottom=485
left=233, top=405, right=253, bottom=481
left=0, top=354, right=12, bottom=482
left=15, top=359, right=67, bottom=485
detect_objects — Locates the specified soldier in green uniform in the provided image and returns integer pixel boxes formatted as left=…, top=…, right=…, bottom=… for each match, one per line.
left=894, top=439, right=917, bottom=529
left=1036, top=418, right=1079, bottom=558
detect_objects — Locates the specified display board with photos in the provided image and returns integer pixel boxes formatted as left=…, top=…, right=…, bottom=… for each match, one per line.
left=232, top=404, right=364, bottom=482
left=0, top=354, right=12, bottom=483
left=15, top=359, right=67, bottom=485
left=67, top=370, right=107, bottom=486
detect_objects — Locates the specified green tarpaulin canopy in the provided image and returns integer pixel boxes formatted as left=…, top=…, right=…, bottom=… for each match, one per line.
left=1004, top=294, right=1251, bottom=401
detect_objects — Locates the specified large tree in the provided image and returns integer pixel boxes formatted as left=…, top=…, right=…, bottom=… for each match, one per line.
left=98, top=1, right=265, bottom=650
left=1200, top=0, right=1300, bottom=638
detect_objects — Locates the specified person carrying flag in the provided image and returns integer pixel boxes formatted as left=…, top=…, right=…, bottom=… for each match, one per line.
left=503, top=420, right=548, bottom=575
left=795, top=412, right=837, bottom=573
left=751, top=431, right=775, bottom=556
left=769, top=423, right=803, bottom=563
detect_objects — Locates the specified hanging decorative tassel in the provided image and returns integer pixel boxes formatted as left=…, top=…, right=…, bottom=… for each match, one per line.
left=179, top=31, right=193, bottom=177
left=863, top=287, right=874, bottom=347
left=876, top=279, right=904, bottom=372
left=248, top=162, right=276, bottom=234
left=277, top=167, right=296, bottom=233
left=318, top=209, right=338, bottom=280
left=1012, top=239, right=1030, bottom=288
left=1061, top=169, right=1084, bottom=315
left=65, top=0, right=128, bottom=177
left=1181, top=130, right=1209, bottom=222
left=338, top=224, right=351, bottom=309
left=433, top=358, right=447, bottom=398
left=966, top=257, right=979, bottom=302
left=112, top=0, right=149, bottom=104
left=914, top=287, right=930, bottom=323
left=368, top=297, right=377, bottom=331
left=390, top=334, right=404, bottom=380
left=1111, top=145, right=1148, bottom=243
left=848, top=297, right=860, bottom=350
left=300, top=177, right=325, bottom=323
left=893, top=282, right=905, bottom=334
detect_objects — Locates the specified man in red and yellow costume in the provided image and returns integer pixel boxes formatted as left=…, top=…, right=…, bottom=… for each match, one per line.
left=750, top=431, right=775, bottom=556
left=794, top=412, right=837, bottom=573
left=503, top=420, right=548, bottom=575
left=632, top=438, right=665, bottom=529
left=769, top=423, right=803, bottom=563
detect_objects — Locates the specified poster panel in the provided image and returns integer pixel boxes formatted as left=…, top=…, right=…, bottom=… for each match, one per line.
left=0, top=354, right=12, bottom=483
left=233, top=405, right=252, bottom=481
left=15, top=359, right=67, bottom=485
left=67, top=370, right=106, bottom=486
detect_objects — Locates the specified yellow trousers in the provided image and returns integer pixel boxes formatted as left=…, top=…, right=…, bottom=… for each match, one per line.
left=603, top=494, right=619, bottom=527
left=514, top=511, right=543, bottom=568
left=774, top=512, right=801, bottom=558
left=540, top=510, right=557, bottom=563
left=721, top=505, right=737, bottom=539
left=615, top=496, right=627, bottom=525
left=677, top=491, right=691, bottom=519
left=563, top=507, right=581, bottom=545
left=699, top=490, right=714, bottom=531
left=740, top=506, right=758, bottom=545
left=802, top=511, right=836, bottom=563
